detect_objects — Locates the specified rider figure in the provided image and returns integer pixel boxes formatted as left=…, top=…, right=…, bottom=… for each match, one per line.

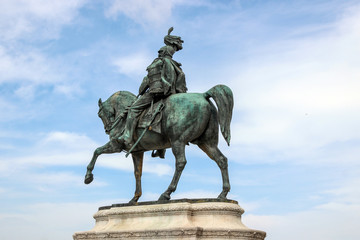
left=118, top=28, right=187, bottom=149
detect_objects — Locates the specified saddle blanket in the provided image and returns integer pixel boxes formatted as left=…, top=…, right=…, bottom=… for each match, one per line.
left=137, top=100, right=164, bottom=134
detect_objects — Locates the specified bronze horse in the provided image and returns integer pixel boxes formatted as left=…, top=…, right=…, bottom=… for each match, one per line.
left=84, top=84, right=233, bottom=203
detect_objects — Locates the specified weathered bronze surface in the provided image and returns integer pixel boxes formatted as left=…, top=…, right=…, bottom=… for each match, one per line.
left=84, top=28, right=234, bottom=203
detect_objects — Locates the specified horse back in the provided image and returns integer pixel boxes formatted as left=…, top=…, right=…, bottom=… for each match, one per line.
left=162, top=93, right=214, bottom=142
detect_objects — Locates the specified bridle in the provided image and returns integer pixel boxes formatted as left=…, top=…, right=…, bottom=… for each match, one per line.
left=99, top=105, right=126, bottom=133
left=108, top=112, right=126, bottom=132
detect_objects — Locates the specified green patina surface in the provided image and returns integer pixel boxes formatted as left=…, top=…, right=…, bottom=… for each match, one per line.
left=84, top=28, right=234, bottom=204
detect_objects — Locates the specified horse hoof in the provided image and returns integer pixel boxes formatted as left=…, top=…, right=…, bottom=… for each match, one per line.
left=158, top=193, right=170, bottom=201
left=129, top=197, right=139, bottom=204
left=84, top=173, right=93, bottom=184
left=217, top=193, right=228, bottom=200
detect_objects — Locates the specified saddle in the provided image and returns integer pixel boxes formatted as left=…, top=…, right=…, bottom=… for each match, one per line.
left=137, top=99, right=164, bottom=134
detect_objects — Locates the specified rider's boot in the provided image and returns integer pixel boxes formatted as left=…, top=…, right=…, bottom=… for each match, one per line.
left=118, top=111, right=140, bottom=148
left=118, top=92, right=153, bottom=149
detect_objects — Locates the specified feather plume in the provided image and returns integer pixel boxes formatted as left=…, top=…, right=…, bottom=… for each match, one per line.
left=168, top=27, right=174, bottom=35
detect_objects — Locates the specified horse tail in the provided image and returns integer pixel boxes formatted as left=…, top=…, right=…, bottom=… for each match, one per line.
left=203, top=84, right=233, bottom=146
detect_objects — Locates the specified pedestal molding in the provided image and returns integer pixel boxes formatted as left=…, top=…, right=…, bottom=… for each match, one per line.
left=73, top=199, right=266, bottom=240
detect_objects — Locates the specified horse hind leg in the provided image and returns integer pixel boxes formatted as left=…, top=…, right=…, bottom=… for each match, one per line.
left=198, top=143, right=230, bottom=199
left=158, top=141, right=186, bottom=201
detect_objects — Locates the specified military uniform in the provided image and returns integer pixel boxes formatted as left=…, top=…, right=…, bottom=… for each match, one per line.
left=119, top=48, right=187, bottom=147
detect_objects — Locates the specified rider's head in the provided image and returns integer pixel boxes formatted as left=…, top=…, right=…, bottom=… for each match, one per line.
left=164, top=27, right=183, bottom=51
left=158, top=45, right=175, bottom=58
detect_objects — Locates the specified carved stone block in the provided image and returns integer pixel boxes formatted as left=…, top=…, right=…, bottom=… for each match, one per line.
left=73, top=199, right=266, bottom=240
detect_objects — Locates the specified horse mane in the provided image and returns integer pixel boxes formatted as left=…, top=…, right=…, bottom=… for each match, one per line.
left=108, top=91, right=136, bottom=101
left=106, top=91, right=137, bottom=117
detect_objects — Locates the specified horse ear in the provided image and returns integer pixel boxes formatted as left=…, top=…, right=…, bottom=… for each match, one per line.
left=98, top=98, right=103, bottom=107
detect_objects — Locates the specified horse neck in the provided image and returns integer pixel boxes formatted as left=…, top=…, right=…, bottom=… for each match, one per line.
left=112, top=93, right=135, bottom=118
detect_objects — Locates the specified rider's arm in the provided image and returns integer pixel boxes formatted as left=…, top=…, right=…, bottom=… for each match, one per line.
left=161, top=59, right=176, bottom=95
left=138, top=76, right=149, bottom=96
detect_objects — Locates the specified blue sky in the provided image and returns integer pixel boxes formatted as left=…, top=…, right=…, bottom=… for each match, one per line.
left=1, top=0, right=360, bottom=239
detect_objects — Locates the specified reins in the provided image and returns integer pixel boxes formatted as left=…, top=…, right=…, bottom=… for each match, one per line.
left=108, top=112, right=126, bottom=132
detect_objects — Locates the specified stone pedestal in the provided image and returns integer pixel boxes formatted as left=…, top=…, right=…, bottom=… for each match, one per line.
left=73, top=199, right=266, bottom=240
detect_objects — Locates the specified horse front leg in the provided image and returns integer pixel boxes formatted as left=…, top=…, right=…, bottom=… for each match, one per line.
left=84, top=141, right=120, bottom=184
left=129, top=152, right=144, bottom=204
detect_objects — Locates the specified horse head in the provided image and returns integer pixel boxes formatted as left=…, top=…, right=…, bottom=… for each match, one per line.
left=98, top=98, right=115, bottom=134
left=98, top=91, right=137, bottom=135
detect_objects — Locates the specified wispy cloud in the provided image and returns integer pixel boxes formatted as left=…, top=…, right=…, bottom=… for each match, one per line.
left=95, top=152, right=172, bottom=176
left=112, top=52, right=151, bottom=78
left=0, top=0, right=87, bottom=41
left=0, top=0, right=89, bottom=103
left=0, top=46, right=62, bottom=84
left=105, top=0, right=175, bottom=27
left=1, top=1, right=359, bottom=239
left=246, top=201, right=360, bottom=240
left=0, top=131, right=172, bottom=177
left=225, top=3, right=360, bottom=165
left=104, top=0, right=212, bottom=28
left=243, top=173, right=360, bottom=239
left=0, top=201, right=104, bottom=240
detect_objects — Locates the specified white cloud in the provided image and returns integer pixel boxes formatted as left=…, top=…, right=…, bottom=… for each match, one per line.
left=143, top=156, right=173, bottom=176
left=243, top=175, right=360, bottom=240
left=0, top=132, right=97, bottom=175
left=0, top=47, right=82, bottom=111
left=0, top=131, right=172, bottom=178
left=0, top=202, right=104, bottom=240
left=0, top=45, right=62, bottom=84
left=97, top=153, right=172, bottom=176
left=105, top=0, right=211, bottom=27
left=140, top=191, right=162, bottom=201
left=0, top=0, right=88, bottom=100
left=112, top=52, right=151, bottom=78
left=38, top=131, right=98, bottom=156
left=0, top=44, right=83, bottom=99
left=0, top=47, right=87, bottom=102
left=245, top=202, right=360, bottom=240
left=105, top=0, right=174, bottom=26
left=172, top=189, right=220, bottom=199
left=54, top=83, right=84, bottom=98
left=96, top=154, right=136, bottom=172
left=0, top=170, right=106, bottom=195
left=0, top=0, right=87, bottom=41
left=30, top=172, right=86, bottom=187
left=323, top=177, right=360, bottom=204
left=14, top=84, right=36, bottom=100
left=227, top=4, right=360, bottom=164
left=0, top=97, right=24, bottom=122
left=170, top=189, right=237, bottom=200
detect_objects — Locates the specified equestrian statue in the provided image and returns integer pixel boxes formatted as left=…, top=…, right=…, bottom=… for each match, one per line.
left=84, top=28, right=234, bottom=203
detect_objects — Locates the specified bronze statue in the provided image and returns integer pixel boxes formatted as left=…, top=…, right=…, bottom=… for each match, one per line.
left=118, top=27, right=186, bottom=149
left=84, top=28, right=234, bottom=203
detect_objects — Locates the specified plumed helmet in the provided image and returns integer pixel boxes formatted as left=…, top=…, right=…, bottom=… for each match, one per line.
left=158, top=45, right=175, bottom=58
left=164, top=27, right=184, bottom=51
